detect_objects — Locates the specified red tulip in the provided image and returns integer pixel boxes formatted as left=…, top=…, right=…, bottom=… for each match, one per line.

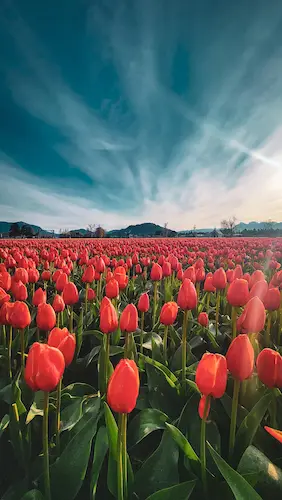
left=25, top=342, right=65, bottom=392
left=0, top=287, right=10, bottom=306
left=160, top=301, right=178, bottom=325
left=227, top=279, right=249, bottom=307
left=82, top=265, right=95, bottom=283
left=41, top=270, right=51, bottom=282
left=264, top=287, right=281, bottom=311
left=62, top=282, right=79, bottom=305
left=198, top=394, right=211, bottom=420
left=14, top=267, right=29, bottom=284
left=106, top=278, right=119, bottom=299
left=9, top=301, right=31, bottom=329
left=0, top=301, right=13, bottom=325
left=162, top=261, right=172, bottom=277
left=196, top=353, right=227, bottom=398
left=204, top=276, right=216, bottom=293
left=13, top=281, right=28, bottom=301
left=256, top=348, right=282, bottom=388
left=137, top=292, right=150, bottom=313
left=36, top=303, right=56, bottom=331
left=107, top=359, right=139, bottom=413
left=249, top=279, right=268, bottom=302
left=32, top=287, right=46, bottom=307
left=177, top=279, right=197, bottom=310
left=198, top=312, right=208, bottom=327
left=226, top=334, right=254, bottom=381
left=48, top=327, right=76, bottom=366
left=100, top=298, right=118, bottom=334
left=212, top=268, right=227, bottom=290
left=87, top=288, right=96, bottom=301
left=264, top=426, right=282, bottom=444
left=52, top=294, right=65, bottom=313
left=150, top=263, right=163, bottom=281
left=0, top=272, right=11, bottom=291
left=56, top=273, right=68, bottom=292
left=120, top=304, right=138, bottom=332
left=183, top=266, right=196, bottom=283
left=237, top=297, right=266, bottom=333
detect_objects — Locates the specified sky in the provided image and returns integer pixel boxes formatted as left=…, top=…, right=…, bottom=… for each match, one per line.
left=1, top=0, right=282, bottom=232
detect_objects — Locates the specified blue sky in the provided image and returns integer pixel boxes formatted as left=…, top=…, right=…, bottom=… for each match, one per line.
left=1, top=0, right=282, bottom=231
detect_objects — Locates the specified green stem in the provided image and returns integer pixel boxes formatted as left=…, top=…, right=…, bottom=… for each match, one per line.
left=163, top=325, right=168, bottom=364
left=200, top=395, right=210, bottom=496
left=231, top=306, right=237, bottom=340
left=182, top=310, right=188, bottom=388
left=2, top=325, right=6, bottom=349
left=85, top=283, right=89, bottom=313
left=206, top=292, right=210, bottom=315
left=229, top=379, right=240, bottom=460
left=140, top=312, right=144, bottom=355
left=36, top=327, right=40, bottom=342
left=117, top=414, right=124, bottom=500
left=56, top=312, right=60, bottom=328
left=122, top=413, right=128, bottom=499
left=266, top=312, right=272, bottom=347
left=104, top=334, right=110, bottom=391
left=124, top=331, right=132, bottom=359
left=12, top=403, right=27, bottom=475
left=43, top=392, right=51, bottom=500
left=20, top=329, right=25, bottom=370
left=55, top=379, right=62, bottom=455
left=8, top=325, right=12, bottom=380
left=152, top=281, right=158, bottom=327
left=215, top=291, right=221, bottom=334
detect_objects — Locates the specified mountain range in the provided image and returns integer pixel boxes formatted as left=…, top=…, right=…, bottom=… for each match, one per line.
left=1, top=220, right=281, bottom=237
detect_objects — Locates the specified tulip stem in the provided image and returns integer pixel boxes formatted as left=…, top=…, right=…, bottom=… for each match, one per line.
left=2, top=325, right=6, bottom=349
left=231, top=307, right=237, bottom=340
left=55, top=379, right=62, bottom=455
left=121, top=413, right=128, bottom=499
left=117, top=414, right=124, bottom=500
left=20, top=329, right=25, bottom=370
left=8, top=325, right=12, bottom=380
left=104, top=334, right=111, bottom=392
left=69, top=306, right=73, bottom=332
left=85, top=283, right=89, bottom=313
left=182, top=310, right=189, bottom=389
left=229, top=379, right=240, bottom=460
left=200, top=395, right=210, bottom=497
left=266, top=312, right=272, bottom=347
left=215, top=291, right=221, bottom=334
left=57, top=313, right=60, bottom=328
left=206, top=292, right=210, bottom=315
left=140, top=312, right=144, bottom=355
left=43, top=392, right=51, bottom=500
left=163, top=325, right=168, bottom=364
left=152, top=282, right=158, bottom=328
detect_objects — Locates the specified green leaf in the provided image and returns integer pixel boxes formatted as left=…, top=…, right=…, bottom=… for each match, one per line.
left=128, top=409, right=169, bottom=448
left=49, top=397, right=101, bottom=500
left=134, top=431, right=179, bottom=500
left=60, top=383, right=96, bottom=399
left=146, top=363, right=182, bottom=419
left=90, top=426, right=109, bottom=500
left=208, top=443, right=262, bottom=500
left=82, top=330, right=103, bottom=341
left=21, top=491, right=44, bottom=500
left=143, top=355, right=178, bottom=384
left=104, top=402, right=118, bottom=459
left=165, top=423, right=200, bottom=465
left=0, top=383, right=12, bottom=404
left=75, top=308, right=83, bottom=358
left=0, top=414, right=10, bottom=438
left=233, top=391, right=272, bottom=465
left=145, top=480, right=197, bottom=500
left=238, top=445, right=282, bottom=498
left=60, top=398, right=84, bottom=432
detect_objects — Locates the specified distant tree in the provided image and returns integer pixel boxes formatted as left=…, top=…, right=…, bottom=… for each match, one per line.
left=21, top=224, right=35, bottom=238
left=163, top=222, right=168, bottom=237
left=211, top=228, right=219, bottom=238
left=95, top=226, right=106, bottom=238
left=220, top=216, right=237, bottom=237
left=87, top=224, right=96, bottom=235
left=263, top=220, right=274, bottom=232
left=9, top=222, right=21, bottom=238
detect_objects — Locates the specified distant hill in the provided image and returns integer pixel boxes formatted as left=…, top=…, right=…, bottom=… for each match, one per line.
left=0, top=221, right=56, bottom=236
left=108, top=222, right=177, bottom=237
left=235, top=221, right=282, bottom=231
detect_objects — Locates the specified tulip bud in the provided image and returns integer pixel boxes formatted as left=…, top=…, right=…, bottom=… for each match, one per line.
left=120, top=304, right=138, bottom=332
left=32, top=287, right=46, bottom=307
left=36, top=303, right=56, bottom=331
left=183, top=267, right=196, bottom=283
left=14, top=268, right=29, bottom=284
left=52, top=294, right=65, bottom=313
left=198, top=312, right=208, bottom=327
left=41, top=270, right=51, bottom=282
left=62, top=282, right=79, bottom=305
left=160, top=301, right=178, bottom=326
left=204, top=276, right=216, bottom=292
left=162, top=262, right=172, bottom=277
left=0, top=272, right=11, bottom=291
left=256, top=348, right=282, bottom=388
left=249, top=279, right=268, bottom=302
left=48, top=327, right=76, bottom=366
left=100, top=298, right=118, bottom=334
left=196, top=353, right=227, bottom=398
left=237, top=297, right=266, bottom=334
left=87, top=288, right=96, bottom=301
left=9, top=301, right=31, bottom=329
left=198, top=394, right=211, bottom=420
left=107, top=359, right=140, bottom=413
left=212, top=268, right=227, bottom=290
left=25, top=342, right=65, bottom=392
left=227, top=279, right=249, bottom=307
left=226, top=334, right=254, bottom=381
left=82, top=265, right=95, bottom=283
left=0, top=287, right=10, bottom=306
left=13, top=281, right=28, bottom=301
left=177, top=279, right=197, bottom=310
left=150, top=263, right=163, bottom=281
left=106, top=278, right=119, bottom=299
left=264, top=426, right=282, bottom=444
left=264, top=287, right=281, bottom=311
left=137, top=292, right=150, bottom=313
left=56, top=273, right=68, bottom=293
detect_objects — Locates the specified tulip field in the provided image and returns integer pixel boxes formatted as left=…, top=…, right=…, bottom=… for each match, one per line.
left=2, top=237, right=282, bottom=500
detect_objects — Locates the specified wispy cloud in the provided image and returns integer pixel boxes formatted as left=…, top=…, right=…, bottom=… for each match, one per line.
left=1, top=1, right=282, bottom=230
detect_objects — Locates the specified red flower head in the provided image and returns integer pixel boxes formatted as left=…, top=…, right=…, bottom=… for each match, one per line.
left=87, top=288, right=96, bottom=301
left=226, top=334, right=254, bottom=381
left=196, top=353, right=227, bottom=398
left=13, top=281, right=28, bottom=301
left=36, top=303, right=56, bottom=331
left=100, top=298, right=118, bottom=334
left=107, top=359, right=140, bottom=413
left=264, top=426, right=282, bottom=444
left=150, top=263, right=163, bottom=281
left=9, top=301, right=31, bottom=330
left=177, top=279, right=197, bottom=310
left=198, top=312, right=208, bottom=328
left=114, top=267, right=128, bottom=290
left=82, top=265, right=95, bottom=283
left=237, top=297, right=266, bottom=334
left=106, top=278, right=119, bottom=299
left=0, top=272, right=11, bottom=291
left=25, top=342, right=65, bottom=392
left=249, top=279, right=268, bottom=302
left=204, top=276, right=216, bottom=293
left=256, top=348, right=282, bottom=388
left=62, top=282, right=79, bottom=305
left=55, top=273, right=68, bottom=293
left=162, top=261, right=172, bottom=277
left=183, top=266, right=196, bottom=283
left=32, top=287, right=46, bottom=307
left=41, top=270, right=51, bottom=282
left=0, top=301, right=13, bottom=326
left=227, top=279, right=249, bottom=307
left=48, top=327, right=76, bottom=366
left=120, top=304, right=138, bottom=332
left=160, top=301, right=178, bottom=325
left=212, top=268, right=227, bottom=290
left=0, top=287, right=10, bottom=306
left=264, top=287, right=281, bottom=311
left=137, top=292, right=150, bottom=313
left=14, top=268, right=29, bottom=284
left=52, top=294, right=65, bottom=313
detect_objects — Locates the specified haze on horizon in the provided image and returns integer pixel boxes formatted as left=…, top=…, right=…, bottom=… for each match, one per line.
left=1, top=0, right=282, bottom=232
